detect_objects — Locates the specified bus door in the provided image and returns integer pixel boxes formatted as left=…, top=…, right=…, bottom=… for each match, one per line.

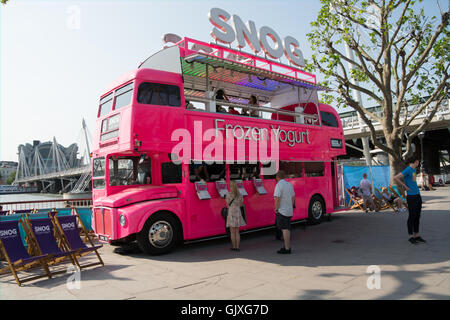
left=331, top=161, right=346, bottom=209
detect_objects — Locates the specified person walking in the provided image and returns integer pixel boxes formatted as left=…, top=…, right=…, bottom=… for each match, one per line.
left=359, top=173, right=377, bottom=213
left=274, top=170, right=295, bottom=254
left=225, top=180, right=245, bottom=251
left=394, top=158, right=426, bottom=245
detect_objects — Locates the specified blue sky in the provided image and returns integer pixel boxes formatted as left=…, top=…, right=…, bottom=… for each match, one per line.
left=0, top=0, right=446, bottom=162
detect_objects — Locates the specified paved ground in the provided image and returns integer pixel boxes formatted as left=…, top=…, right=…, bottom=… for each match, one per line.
left=0, top=187, right=449, bottom=300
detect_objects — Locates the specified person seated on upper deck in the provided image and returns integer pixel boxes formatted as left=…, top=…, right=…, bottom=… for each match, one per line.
left=215, top=89, right=228, bottom=113
left=242, top=95, right=259, bottom=117
left=228, top=106, right=240, bottom=115
left=186, top=100, right=195, bottom=110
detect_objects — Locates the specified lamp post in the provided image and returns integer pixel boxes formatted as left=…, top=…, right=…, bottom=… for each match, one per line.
left=418, top=131, right=426, bottom=175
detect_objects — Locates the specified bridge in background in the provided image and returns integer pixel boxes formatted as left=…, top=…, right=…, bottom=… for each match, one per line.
left=13, top=119, right=92, bottom=194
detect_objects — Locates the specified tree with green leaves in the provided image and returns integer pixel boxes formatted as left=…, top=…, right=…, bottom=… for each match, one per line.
left=1, top=0, right=10, bottom=5
left=6, top=171, right=16, bottom=185
left=307, top=0, right=449, bottom=182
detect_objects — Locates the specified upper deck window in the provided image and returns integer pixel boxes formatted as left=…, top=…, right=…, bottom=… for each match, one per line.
left=137, top=82, right=181, bottom=107
left=114, top=82, right=134, bottom=111
left=320, top=111, right=339, bottom=128
left=99, top=93, right=113, bottom=117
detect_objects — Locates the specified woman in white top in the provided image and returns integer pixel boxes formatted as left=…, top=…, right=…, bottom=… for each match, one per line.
left=225, top=181, right=245, bottom=251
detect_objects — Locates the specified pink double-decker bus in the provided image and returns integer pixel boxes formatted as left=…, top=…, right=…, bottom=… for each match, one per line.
left=91, top=37, right=347, bottom=255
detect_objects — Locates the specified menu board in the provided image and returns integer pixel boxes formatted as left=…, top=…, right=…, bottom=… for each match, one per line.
left=253, top=179, right=267, bottom=195
left=234, top=179, right=248, bottom=196
left=194, top=181, right=211, bottom=200
left=215, top=181, right=228, bottom=198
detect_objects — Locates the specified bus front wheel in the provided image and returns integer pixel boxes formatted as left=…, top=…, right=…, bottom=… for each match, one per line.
left=137, top=212, right=181, bottom=255
left=308, top=195, right=325, bottom=225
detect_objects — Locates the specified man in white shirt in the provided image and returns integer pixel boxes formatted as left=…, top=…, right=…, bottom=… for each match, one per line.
left=359, top=173, right=376, bottom=213
left=274, top=170, right=295, bottom=254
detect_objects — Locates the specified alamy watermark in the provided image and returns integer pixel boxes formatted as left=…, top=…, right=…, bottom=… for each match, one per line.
left=66, top=5, right=81, bottom=31
left=366, top=265, right=381, bottom=290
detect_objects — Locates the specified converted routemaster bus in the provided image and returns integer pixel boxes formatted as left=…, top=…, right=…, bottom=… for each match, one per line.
left=91, top=36, right=347, bottom=255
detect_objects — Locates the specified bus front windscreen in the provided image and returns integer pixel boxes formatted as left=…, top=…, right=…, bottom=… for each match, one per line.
left=108, top=156, right=151, bottom=186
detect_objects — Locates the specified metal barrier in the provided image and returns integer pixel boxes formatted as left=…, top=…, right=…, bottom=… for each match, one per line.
left=0, top=198, right=92, bottom=214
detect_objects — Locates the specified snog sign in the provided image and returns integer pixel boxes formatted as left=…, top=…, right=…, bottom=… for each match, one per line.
left=208, top=7, right=305, bottom=67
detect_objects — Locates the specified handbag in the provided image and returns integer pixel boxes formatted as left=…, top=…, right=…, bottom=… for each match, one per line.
left=240, top=205, right=247, bottom=223
left=221, top=196, right=235, bottom=220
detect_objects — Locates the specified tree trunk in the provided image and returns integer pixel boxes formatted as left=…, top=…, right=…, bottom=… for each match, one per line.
left=385, top=134, right=405, bottom=186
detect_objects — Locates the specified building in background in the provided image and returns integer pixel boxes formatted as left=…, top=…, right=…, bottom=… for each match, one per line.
left=0, top=161, right=18, bottom=184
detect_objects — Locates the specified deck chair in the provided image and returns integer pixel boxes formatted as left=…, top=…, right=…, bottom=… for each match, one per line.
left=52, top=214, right=104, bottom=270
left=373, top=188, right=391, bottom=211
left=73, top=207, right=94, bottom=241
left=0, top=220, right=52, bottom=286
left=345, top=188, right=365, bottom=211
left=23, top=217, right=81, bottom=271
left=389, top=185, right=408, bottom=208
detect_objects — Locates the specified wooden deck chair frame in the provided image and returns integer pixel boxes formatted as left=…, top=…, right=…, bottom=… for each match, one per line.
left=0, top=220, right=52, bottom=287
left=389, top=185, right=408, bottom=208
left=21, top=215, right=81, bottom=272
left=376, top=187, right=399, bottom=211
left=345, top=188, right=365, bottom=211
left=73, top=207, right=95, bottom=242
left=51, top=212, right=104, bottom=269
left=373, top=188, right=392, bottom=211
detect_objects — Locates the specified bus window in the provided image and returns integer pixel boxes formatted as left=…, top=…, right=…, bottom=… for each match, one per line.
left=93, top=157, right=105, bottom=177
left=114, top=82, right=134, bottom=111
left=230, top=162, right=260, bottom=181
left=304, top=162, right=325, bottom=177
left=161, top=162, right=182, bottom=184
left=320, top=111, right=339, bottom=128
left=99, top=93, right=113, bottom=117
left=93, top=179, right=105, bottom=189
left=109, top=156, right=151, bottom=186
left=281, top=162, right=303, bottom=178
left=189, top=162, right=225, bottom=182
left=137, top=82, right=181, bottom=107
left=262, top=161, right=302, bottom=179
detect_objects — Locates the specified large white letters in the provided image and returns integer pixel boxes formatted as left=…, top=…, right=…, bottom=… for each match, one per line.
left=209, top=8, right=305, bottom=67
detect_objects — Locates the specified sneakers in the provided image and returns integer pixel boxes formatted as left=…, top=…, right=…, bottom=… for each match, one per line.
left=414, top=236, right=427, bottom=243
left=277, top=247, right=291, bottom=254
left=408, top=238, right=418, bottom=244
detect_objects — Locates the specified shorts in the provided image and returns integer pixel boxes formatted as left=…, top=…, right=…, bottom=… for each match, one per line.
left=276, top=213, right=292, bottom=230
left=362, top=195, right=373, bottom=202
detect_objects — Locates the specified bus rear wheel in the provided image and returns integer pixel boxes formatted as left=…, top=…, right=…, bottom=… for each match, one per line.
left=137, top=212, right=180, bottom=255
left=308, top=195, right=325, bottom=225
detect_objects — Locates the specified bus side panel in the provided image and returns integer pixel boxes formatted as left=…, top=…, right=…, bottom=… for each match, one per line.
left=117, top=199, right=186, bottom=240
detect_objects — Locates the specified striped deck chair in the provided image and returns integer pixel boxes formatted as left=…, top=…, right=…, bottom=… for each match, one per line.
left=345, top=188, right=365, bottom=211
left=73, top=207, right=94, bottom=241
left=389, top=185, right=408, bottom=208
left=374, top=188, right=393, bottom=211
left=52, top=214, right=104, bottom=270
left=0, top=220, right=52, bottom=286
left=23, top=217, right=81, bottom=271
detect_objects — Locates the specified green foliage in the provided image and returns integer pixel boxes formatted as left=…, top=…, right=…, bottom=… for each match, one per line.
left=5, top=171, right=16, bottom=185
left=308, top=0, right=449, bottom=165
left=1, top=0, right=10, bottom=5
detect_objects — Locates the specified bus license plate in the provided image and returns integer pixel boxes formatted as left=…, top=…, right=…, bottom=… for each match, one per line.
left=98, top=235, right=110, bottom=242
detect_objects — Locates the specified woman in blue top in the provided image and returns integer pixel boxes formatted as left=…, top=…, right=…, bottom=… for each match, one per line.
left=394, top=158, right=426, bottom=244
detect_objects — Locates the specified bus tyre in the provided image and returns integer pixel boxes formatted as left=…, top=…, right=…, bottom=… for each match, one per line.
left=137, top=212, right=180, bottom=255
left=308, top=195, right=325, bottom=225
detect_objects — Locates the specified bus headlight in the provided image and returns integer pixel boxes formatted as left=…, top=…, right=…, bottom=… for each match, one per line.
left=119, top=214, right=127, bottom=227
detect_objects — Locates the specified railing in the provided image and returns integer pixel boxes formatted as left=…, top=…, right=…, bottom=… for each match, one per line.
left=341, top=99, right=450, bottom=130
left=185, top=95, right=320, bottom=125
left=178, top=37, right=317, bottom=85
left=0, top=198, right=92, bottom=213
left=14, top=165, right=90, bottom=184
